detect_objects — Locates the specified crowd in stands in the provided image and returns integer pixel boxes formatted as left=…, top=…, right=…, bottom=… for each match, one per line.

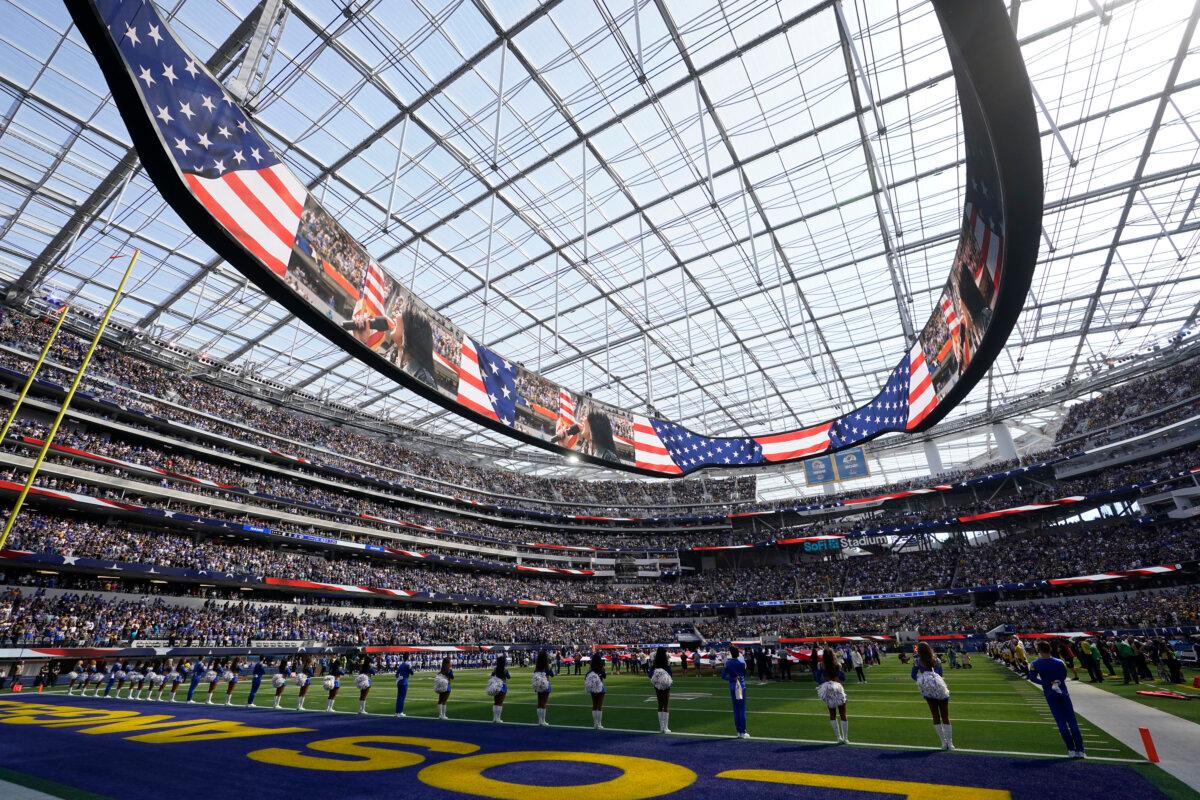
left=1056, top=356, right=1200, bottom=444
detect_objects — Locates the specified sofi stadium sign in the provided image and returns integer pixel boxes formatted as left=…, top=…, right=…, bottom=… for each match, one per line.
left=68, top=0, right=1041, bottom=476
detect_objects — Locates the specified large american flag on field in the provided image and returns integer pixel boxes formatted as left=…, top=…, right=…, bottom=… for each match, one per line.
left=97, top=0, right=307, bottom=278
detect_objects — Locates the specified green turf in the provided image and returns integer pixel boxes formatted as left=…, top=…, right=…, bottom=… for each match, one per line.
left=54, top=657, right=1142, bottom=760
left=1086, top=666, right=1200, bottom=725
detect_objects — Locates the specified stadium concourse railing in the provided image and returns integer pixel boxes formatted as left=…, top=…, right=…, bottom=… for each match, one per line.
left=1, top=339, right=1196, bottom=534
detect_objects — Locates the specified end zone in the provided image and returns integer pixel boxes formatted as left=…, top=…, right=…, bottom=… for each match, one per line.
left=0, top=695, right=1175, bottom=800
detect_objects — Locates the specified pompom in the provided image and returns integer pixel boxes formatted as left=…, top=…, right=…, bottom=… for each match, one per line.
left=222, top=671, right=235, bottom=683
left=150, top=673, right=165, bottom=686
left=294, top=673, right=309, bottom=687
left=433, top=674, right=450, bottom=693
left=67, top=671, right=79, bottom=681
left=115, top=670, right=127, bottom=681
left=650, top=668, right=673, bottom=691
left=816, top=680, right=847, bottom=709
left=90, top=672, right=105, bottom=684
left=584, top=672, right=604, bottom=695
left=916, top=670, right=950, bottom=701
left=127, top=671, right=141, bottom=682
left=272, top=674, right=287, bottom=689
left=323, top=675, right=337, bottom=691
left=355, top=674, right=372, bottom=691
left=485, top=676, right=504, bottom=697
left=204, top=670, right=217, bottom=683
left=531, top=671, right=551, bottom=694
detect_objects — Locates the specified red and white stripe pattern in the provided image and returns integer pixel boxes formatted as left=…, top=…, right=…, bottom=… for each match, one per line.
left=632, top=415, right=682, bottom=475
left=940, top=295, right=961, bottom=336
left=967, top=202, right=1003, bottom=291
left=1047, top=564, right=1181, bottom=586
left=263, top=577, right=419, bottom=597
left=185, top=164, right=306, bottom=278
left=754, top=422, right=832, bottom=463
left=843, top=486, right=949, bottom=506
left=906, top=342, right=937, bottom=429
left=456, top=337, right=499, bottom=422
left=555, top=389, right=578, bottom=449
left=516, top=565, right=594, bottom=576
left=517, top=599, right=560, bottom=607
left=19, top=437, right=238, bottom=490
left=361, top=261, right=389, bottom=348
left=958, top=495, right=1085, bottom=523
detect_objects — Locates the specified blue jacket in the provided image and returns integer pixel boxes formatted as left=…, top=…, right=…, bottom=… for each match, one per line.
left=396, top=663, right=413, bottom=684
left=1028, top=657, right=1070, bottom=698
left=721, top=657, right=746, bottom=691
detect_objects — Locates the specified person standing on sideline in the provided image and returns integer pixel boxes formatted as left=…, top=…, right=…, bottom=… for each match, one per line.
left=1028, top=641, right=1086, bottom=758
left=246, top=657, right=267, bottom=707
left=186, top=658, right=206, bottom=703
left=815, top=648, right=849, bottom=744
left=650, top=647, right=674, bottom=733
left=586, top=652, right=607, bottom=729
left=850, top=647, right=867, bottom=683
left=721, top=645, right=749, bottom=739
left=912, top=642, right=953, bottom=749
left=532, top=651, right=553, bottom=726
left=487, top=655, right=510, bottom=723
left=434, top=657, right=454, bottom=720
left=1115, top=637, right=1139, bottom=684
left=394, top=654, right=413, bottom=717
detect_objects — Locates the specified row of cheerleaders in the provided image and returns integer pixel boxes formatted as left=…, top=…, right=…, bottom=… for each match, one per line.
left=50, top=643, right=1000, bottom=752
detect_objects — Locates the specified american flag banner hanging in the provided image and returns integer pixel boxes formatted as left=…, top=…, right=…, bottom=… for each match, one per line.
left=829, top=357, right=912, bottom=448
left=95, top=0, right=307, bottom=278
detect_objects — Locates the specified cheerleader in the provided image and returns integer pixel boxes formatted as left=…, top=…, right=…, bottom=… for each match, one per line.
left=815, top=648, right=849, bottom=744
left=324, top=658, right=344, bottom=712
left=86, top=662, right=107, bottom=697
left=203, top=660, right=221, bottom=705
left=270, top=660, right=289, bottom=709
left=585, top=652, right=606, bottom=729
left=247, top=658, right=267, bottom=707
left=650, top=647, right=674, bottom=733
left=355, top=656, right=376, bottom=715
left=121, top=663, right=141, bottom=700
left=223, top=659, right=240, bottom=706
left=434, top=657, right=454, bottom=720
left=531, top=651, right=552, bottom=727
left=133, top=662, right=151, bottom=700
left=164, top=660, right=183, bottom=701
left=65, top=660, right=85, bottom=696
left=186, top=658, right=206, bottom=703
left=295, top=659, right=312, bottom=711
left=912, top=642, right=953, bottom=750
left=486, top=654, right=510, bottom=723
left=394, top=654, right=413, bottom=717
left=146, top=662, right=165, bottom=701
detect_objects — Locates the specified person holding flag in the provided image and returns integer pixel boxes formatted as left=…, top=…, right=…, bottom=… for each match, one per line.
left=721, top=645, right=749, bottom=739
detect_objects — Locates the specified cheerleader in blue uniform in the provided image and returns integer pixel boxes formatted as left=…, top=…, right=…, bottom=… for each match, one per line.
left=434, top=657, right=454, bottom=720
left=815, top=647, right=849, bottom=744
left=247, top=658, right=267, bottom=707
left=324, top=658, right=344, bottom=712
left=103, top=660, right=123, bottom=698
left=295, top=658, right=312, bottom=711
left=1028, top=641, right=1086, bottom=758
left=532, top=651, right=553, bottom=726
left=487, top=654, right=510, bottom=723
left=721, top=646, right=749, bottom=738
left=270, top=659, right=288, bottom=708
left=66, top=660, right=85, bottom=696
left=204, top=659, right=222, bottom=705
left=650, top=647, right=674, bottom=733
left=222, top=658, right=241, bottom=706
left=356, top=656, right=376, bottom=715
left=165, top=660, right=184, bottom=701
left=586, top=652, right=607, bottom=729
left=912, top=642, right=953, bottom=749
left=85, top=661, right=106, bottom=696
left=132, top=661, right=150, bottom=700
left=186, top=658, right=206, bottom=703
left=395, top=654, right=413, bottom=717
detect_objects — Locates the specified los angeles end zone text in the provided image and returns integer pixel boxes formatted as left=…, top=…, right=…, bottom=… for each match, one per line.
left=0, top=698, right=1026, bottom=799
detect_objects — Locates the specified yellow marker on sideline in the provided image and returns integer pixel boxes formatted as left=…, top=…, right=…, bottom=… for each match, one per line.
left=0, top=249, right=138, bottom=551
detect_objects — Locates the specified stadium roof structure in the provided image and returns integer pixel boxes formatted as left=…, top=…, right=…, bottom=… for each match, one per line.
left=1, top=0, right=1198, bottom=495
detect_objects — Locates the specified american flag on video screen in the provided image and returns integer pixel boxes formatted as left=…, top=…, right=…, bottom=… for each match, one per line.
left=555, top=389, right=579, bottom=449
left=97, top=0, right=307, bottom=277
left=829, top=357, right=911, bottom=447
left=456, top=338, right=517, bottom=426
left=645, top=419, right=762, bottom=471
left=755, top=422, right=831, bottom=463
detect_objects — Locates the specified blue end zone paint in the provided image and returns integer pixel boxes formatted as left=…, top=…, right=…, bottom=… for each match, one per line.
left=0, top=694, right=1170, bottom=800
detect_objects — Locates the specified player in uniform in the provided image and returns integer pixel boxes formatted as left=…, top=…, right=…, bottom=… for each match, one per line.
left=721, top=645, right=749, bottom=739
left=1028, top=641, right=1086, bottom=758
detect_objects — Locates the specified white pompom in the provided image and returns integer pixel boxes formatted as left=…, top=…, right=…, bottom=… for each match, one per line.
left=433, top=674, right=450, bottom=693
left=322, top=675, right=337, bottom=691
left=67, top=671, right=79, bottom=681
left=916, top=670, right=950, bottom=700
left=817, top=680, right=847, bottom=709
left=531, top=671, right=551, bottom=693
left=485, top=676, right=504, bottom=697
left=127, top=672, right=141, bottom=682
left=150, top=673, right=165, bottom=686
left=90, top=672, right=105, bottom=684
left=294, top=673, right=309, bottom=687
left=355, top=674, right=372, bottom=690
left=222, top=671, right=235, bottom=683
left=204, top=670, right=217, bottom=683
left=115, top=670, right=127, bottom=681
left=650, top=668, right=673, bottom=691
left=272, top=674, right=287, bottom=688
left=584, top=672, right=604, bottom=695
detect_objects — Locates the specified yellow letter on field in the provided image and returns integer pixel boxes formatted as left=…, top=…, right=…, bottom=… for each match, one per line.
left=248, top=736, right=479, bottom=772
left=125, top=721, right=313, bottom=743
left=717, top=770, right=1011, bottom=800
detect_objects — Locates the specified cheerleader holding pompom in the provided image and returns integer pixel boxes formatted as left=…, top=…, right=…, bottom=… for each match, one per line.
left=87, top=663, right=106, bottom=697
left=124, top=663, right=143, bottom=700
left=324, top=658, right=344, bottom=712
left=148, top=664, right=165, bottom=701
left=295, top=659, right=312, bottom=711
left=912, top=642, right=953, bottom=750
left=66, top=660, right=84, bottom=696
left=133, top=662, right=151, bottom=700
left=531, top=651, right=553, bottom=727
left=650, top=647, right=674, bottom=733
left=271, top=661, right=288, bottom=709
left=356, top=656, right=376, bottom=715
left=486, top=654, right=510, bottom=723
left=815, top=648, right=849, bottom=744
left=586, top=652, right=607, bottom=729
left=204, top=660, right=221, bottom=705
left=223, top=659, right=240, bottom=706
left=433, top=657, right=454, bottom=720
left=111, top=662, right=129, bottom=699
left=166, top=660, right=184, bottom=702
